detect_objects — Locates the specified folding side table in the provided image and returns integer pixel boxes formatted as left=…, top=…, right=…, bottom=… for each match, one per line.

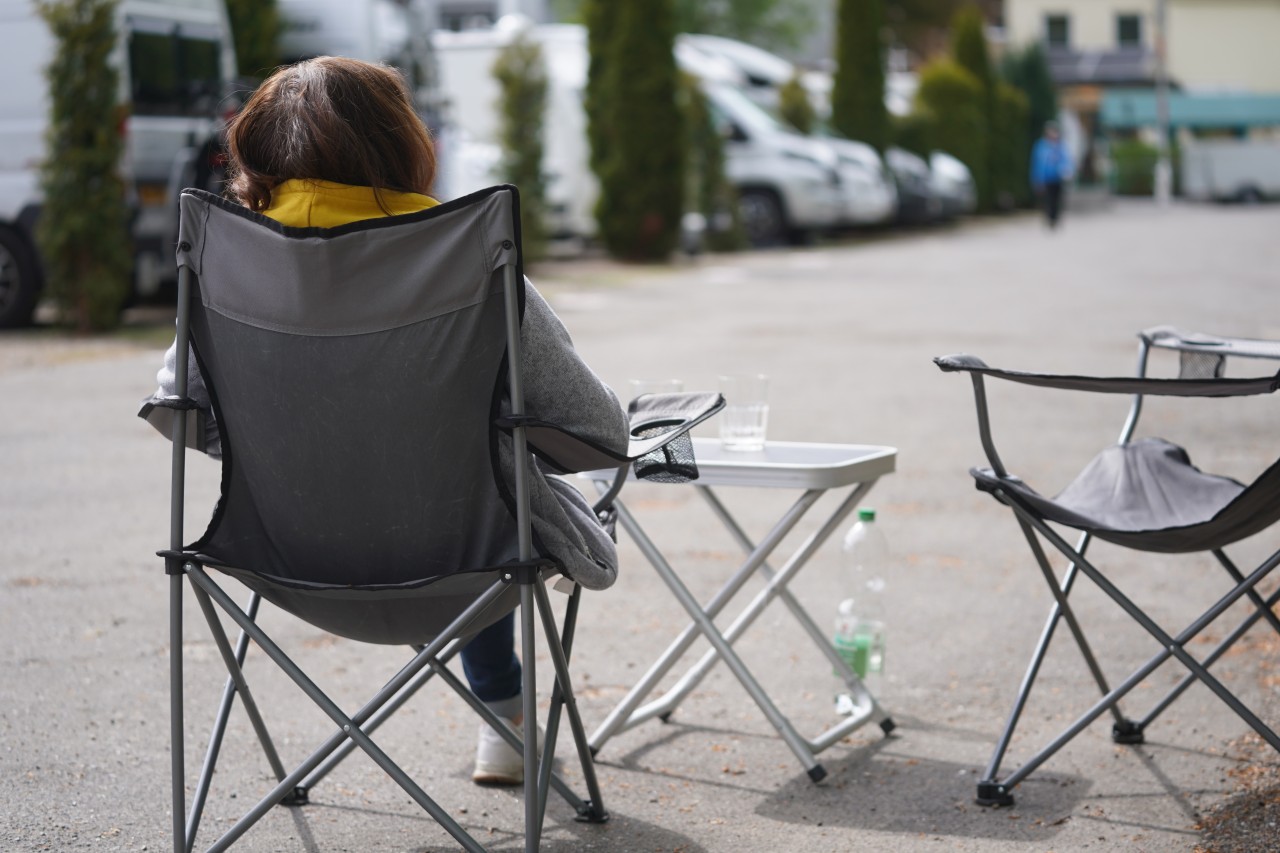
left=583, top=438, right=898, bottom=782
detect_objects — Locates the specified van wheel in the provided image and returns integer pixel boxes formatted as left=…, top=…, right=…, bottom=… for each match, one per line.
left=739, top=189, right=787, bottom=247
left=0, top=227, right=40, bottom=329
left=1239, top=186, right=1264, bottom=205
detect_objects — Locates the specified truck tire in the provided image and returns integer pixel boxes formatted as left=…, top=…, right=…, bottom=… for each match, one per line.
left=739, top=188, right=787, bottom=247
left=0, top=226, right=41, bottom=329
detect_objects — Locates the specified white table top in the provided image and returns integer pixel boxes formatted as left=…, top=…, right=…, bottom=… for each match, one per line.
left=584, top=438, right=897, bottom=490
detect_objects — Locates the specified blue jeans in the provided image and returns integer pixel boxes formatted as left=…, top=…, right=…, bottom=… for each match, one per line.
left=460, top=612, right=522, bottom=717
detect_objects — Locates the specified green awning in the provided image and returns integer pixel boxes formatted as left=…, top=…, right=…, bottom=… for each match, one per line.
left=1101, top=89, right=1280, bottom=130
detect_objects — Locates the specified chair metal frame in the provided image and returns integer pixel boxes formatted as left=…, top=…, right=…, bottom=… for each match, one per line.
left=939, top=328, right=1280, bottom=807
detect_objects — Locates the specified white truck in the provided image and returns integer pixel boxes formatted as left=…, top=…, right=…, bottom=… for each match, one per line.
left=0, top=0, right=237, bottom=327
left=1181, top=138, right=1280, bottom=203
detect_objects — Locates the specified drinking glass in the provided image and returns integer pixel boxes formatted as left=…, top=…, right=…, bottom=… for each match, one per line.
left=717, top=373, right=769, bottom=451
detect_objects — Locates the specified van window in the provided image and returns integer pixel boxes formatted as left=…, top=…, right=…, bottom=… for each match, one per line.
left=128, top=21, right=223, bottom=117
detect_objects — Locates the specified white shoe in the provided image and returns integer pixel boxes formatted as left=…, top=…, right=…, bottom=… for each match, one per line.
left=472, top=717, right=544, bottom=786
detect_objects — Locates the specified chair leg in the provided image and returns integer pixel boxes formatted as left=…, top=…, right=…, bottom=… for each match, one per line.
left=520, top=583, right=540, bottom=853
left=191, top=586, right=291, bottom=785
left=170, top=573, right=186, bottom=853
left=295, top=638, right=465, bottom=797
left=185, top=565, right=494, bottom=853
left=532, top=579, right=608, bottom=825
left=977, top=499, right=1280, bottom=806
left=1215, top=550, right=1280, bottom=636
left=1027, top=517, right=1280, bottom=754
left=188, top=593, right=269, bottom=851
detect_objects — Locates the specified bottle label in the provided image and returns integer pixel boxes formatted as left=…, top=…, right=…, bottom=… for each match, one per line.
left=833, top=632, right=871, bottom=678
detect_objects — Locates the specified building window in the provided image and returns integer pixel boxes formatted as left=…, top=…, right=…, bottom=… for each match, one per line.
left=1116, top=14, right=1142, bottom=48
left=1044, top=14, right=1070, bottom=49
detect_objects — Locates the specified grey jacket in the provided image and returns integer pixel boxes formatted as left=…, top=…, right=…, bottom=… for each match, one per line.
left=141, top=280, right=629, bottom=590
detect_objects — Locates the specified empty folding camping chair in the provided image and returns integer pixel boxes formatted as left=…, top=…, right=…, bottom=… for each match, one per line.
left=142, top=185, right=722, bottom=852
left=935, top=327, right=1280, bottom=807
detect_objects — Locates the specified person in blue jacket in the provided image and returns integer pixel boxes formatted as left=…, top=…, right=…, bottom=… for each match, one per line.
left=1030, top=121, right=1073, bottom=228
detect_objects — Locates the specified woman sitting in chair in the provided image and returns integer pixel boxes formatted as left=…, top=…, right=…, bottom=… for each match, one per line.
left=144, top=56, right=629, bottom=785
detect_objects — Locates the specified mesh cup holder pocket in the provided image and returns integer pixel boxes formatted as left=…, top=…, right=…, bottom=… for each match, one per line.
left=632, top=419, right=699, bottom=483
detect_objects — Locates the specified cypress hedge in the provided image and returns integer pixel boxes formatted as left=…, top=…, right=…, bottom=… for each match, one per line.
left=831, top=0, right=888, bottom=152
left=949, top=4, right=995, bottom=210
left=992, top=81, right=1030, bottom=208
left=36, top=0, right=132, bottom=332
left=915, top=59, right=986, bottom=204
left=493, top=32, right=549, bottom=261
left=778, top=71, right=816, bottom=135
left=224, top=0, right=280, bottom=80
left=591, top=0, right=684, bottom=260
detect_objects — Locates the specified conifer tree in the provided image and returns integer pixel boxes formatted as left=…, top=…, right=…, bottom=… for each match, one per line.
left=224, top=0, right=281, bottom=80
left=493, top=32, right=549, bottom=261
left=778, top=72, right=815, bottom=135
left=583, top=0, right=619, bottom=179
left=950, top=4, right=996, bottom=209
left=592, top=0, right=684, bottom=260
left=36, top=0, right=132, bottom=332
left=915, top=59, right=986, bottom=204
left=831, top=0, right=888, bottom=152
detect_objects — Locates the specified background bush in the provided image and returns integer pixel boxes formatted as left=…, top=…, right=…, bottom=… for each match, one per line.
left=493, top=32, right=549, bottom=261
left=914, top=59, right=986, bottom=202
left=589, top=0, right=684, bottom=260
left=831, top=0, right=888, bottom=151
left=1110, top=139, right=1159, bottom=196
left=991, top=81, right=1030, bottom=209
left=950, top=4, right=995, bottom=209
left=36, top=0, right=132, bottom=333
left=777, top=71, right=815, bottom=135
left=224, top=0, right=280, bottom=80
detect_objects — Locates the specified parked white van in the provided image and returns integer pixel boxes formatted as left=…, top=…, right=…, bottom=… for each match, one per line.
left=1181, top=138, right=1280, bottom=203
left=0, top=0, right=236, bottom=327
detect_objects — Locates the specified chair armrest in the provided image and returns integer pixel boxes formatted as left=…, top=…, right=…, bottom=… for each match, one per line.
left=934, top=354, right=1280, bottom=398
left=626, top=391, right=724, bottom=458
left=1142, top=326, right=1280, bottom=362
left=495, top=391, right=724, bottom=475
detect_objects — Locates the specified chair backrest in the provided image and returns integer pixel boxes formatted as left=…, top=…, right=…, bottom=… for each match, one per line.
left=176, top=186, right=531, bottom=590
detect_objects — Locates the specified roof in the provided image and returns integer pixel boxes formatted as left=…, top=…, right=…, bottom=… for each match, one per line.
left=1046, top=47, right=1155, bottom=86
left=1101, top=89, right=1280, bottom=129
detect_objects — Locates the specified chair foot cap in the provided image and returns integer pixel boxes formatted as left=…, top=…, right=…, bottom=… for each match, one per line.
left=1112, top=720, right=1145, bottom=745
left=880, top=717, right=897, bottom=736
left=658, top=711, right=674, bottom=723
left=975, top=781, right=1015, bottom=807
left=807, top=764, right=828, bottom=783
left=575, top=802, right=610, bottom=824
left=280, top=786, right=309, bottom=807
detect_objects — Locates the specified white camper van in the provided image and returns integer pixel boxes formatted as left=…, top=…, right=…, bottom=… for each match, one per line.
left=1181, top=138, right=1280, bottom=203
left=0, top=0, right=236, bottom=327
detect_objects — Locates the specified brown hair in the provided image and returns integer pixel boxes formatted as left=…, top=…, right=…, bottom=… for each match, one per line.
left=226, top=57, right=436, bottom=212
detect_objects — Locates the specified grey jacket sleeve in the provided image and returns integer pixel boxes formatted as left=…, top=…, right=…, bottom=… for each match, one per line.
left=137, top=338, right=222, bottom=458
left=519, top=280, right=629, bottom=452
left=509, top=279, right=629, bottom=590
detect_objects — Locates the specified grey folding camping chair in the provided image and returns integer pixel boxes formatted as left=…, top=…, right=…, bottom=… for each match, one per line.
left=147, top=185, right=723, bottom=852
left=936, top=327, right=1280, bottom=808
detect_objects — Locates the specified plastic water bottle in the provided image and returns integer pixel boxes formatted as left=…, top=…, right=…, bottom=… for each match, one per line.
left=834, top=507, right=887, bottom=713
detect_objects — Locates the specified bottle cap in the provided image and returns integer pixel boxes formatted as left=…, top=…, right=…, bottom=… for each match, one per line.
left=857, top=507, right=876, bottom=522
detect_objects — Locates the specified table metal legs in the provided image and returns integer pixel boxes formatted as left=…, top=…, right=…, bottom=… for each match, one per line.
left=588, top=479, right=894, bottom=781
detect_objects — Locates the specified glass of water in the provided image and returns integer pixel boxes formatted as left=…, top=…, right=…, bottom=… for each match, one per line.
left=629, top=378, right=684, bottom=399
left=717, top=373, right=769, bottom=452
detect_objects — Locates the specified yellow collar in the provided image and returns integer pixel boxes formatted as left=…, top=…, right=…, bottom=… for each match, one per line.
left=263, top=179, right=439, bottom=228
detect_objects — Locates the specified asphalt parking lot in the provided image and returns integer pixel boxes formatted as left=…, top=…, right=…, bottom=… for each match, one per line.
left=2, top=198, right=1278, bottom=852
